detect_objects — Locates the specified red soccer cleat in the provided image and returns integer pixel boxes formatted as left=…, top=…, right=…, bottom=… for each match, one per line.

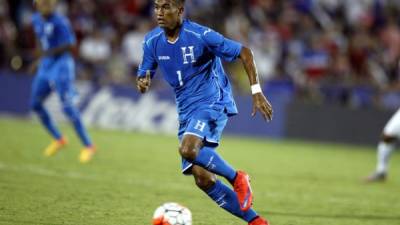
left=249, top=216, right=269, bottom=225
left=233, top=170, right=253, bottom=211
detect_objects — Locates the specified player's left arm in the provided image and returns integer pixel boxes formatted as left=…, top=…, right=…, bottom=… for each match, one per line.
left=239, top=46, right=273, bottom=121
left=42, top=44, right=74, bottom=57
left=202, top=28, right=272, bottom=121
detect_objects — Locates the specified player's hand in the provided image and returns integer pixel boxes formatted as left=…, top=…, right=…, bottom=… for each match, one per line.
left=136, top=70, right=152, bottom=93
left=32, top=48, right=45, bottom=59
left=252, top=93, right=273, bottom=122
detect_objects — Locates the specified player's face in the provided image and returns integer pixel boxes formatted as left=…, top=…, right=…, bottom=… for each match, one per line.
left=154, top=0, right=183, bottom=30
left=35, top=0, right=57, bottom=16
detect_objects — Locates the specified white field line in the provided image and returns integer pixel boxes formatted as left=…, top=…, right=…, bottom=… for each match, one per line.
left=0, top=162, right=192, bottom=191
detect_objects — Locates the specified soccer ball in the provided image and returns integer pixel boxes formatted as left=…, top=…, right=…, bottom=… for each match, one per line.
left=152, top=202, right=192, bottom=225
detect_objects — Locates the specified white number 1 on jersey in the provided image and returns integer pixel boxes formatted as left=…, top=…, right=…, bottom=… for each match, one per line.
left=176, top=70, right=183, bottom=87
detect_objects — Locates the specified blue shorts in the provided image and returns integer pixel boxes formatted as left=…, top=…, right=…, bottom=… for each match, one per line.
left=178, top=108, right=228, bottom=175
left=30, top=57, right=76, bottom=107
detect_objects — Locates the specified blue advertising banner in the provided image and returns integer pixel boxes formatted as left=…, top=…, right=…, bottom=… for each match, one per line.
left=0, top=72, right=32, bottom=115
left=0, top=71, right=289, bottom=138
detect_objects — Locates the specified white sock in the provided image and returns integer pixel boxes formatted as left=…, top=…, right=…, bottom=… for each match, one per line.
left=376, top=142, right=395, bottom=174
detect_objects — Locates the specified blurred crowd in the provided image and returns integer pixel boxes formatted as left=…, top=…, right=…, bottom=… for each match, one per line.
left=1, top=0, right=400, bottom=108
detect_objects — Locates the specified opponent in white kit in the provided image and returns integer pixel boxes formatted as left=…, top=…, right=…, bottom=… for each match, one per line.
left=366, top=108, right=400, bottom=182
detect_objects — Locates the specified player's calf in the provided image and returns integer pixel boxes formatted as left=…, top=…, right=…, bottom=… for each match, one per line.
left=62, top=102, right=94, bottom=148
left=32, top=101, right=63, bottom=140
left=192, top=165, right=217, bottom=191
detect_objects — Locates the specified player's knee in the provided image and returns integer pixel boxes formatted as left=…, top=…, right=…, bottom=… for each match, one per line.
left=31, top=101, right=43, bottom=113
left=62, top=104, right=79, bottom=121
left=179, top=144, right=199, bottom=161
left=381, top=134, right=397, bottom=143
left=179, top=136, right=203, bottom=161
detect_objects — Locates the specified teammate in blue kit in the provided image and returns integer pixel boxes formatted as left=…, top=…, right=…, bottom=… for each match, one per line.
left=30, top=0, right=95, bottom=163
left=137, top=1, right=273, bottom=224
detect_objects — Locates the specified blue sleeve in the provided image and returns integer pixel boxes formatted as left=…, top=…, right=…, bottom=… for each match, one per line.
left=31, top=14, right=41, bottom=36
left=137, top=40, right=158, bottom=78
left=201, top=29, right=242, bottom=62
left=56, top=17, right=76, bottom=46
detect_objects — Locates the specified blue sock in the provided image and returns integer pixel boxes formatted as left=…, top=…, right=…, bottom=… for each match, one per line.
left=63, top=104, right=92, bottom=147
left=193, top=146, right=237, bottom=182
left=206, top=180, right=258, bottom=222
left=33, top=103, right=62, bottom=140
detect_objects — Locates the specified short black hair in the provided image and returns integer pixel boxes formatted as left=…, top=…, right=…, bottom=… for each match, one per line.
left=175, top=0, right=185, bottom=6
left=154, top=0, right=185, bottom=7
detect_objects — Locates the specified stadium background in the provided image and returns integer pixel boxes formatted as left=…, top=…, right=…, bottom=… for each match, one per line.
left=0, top=1, right=400, bottom=225
left=1, top=0, right=400, bottom=144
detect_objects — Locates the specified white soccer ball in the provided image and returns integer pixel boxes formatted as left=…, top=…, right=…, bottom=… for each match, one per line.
left=152, top=202, right=192, bottom=225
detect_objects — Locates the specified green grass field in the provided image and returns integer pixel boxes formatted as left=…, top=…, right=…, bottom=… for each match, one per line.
left=0, top=118, right=399, bottom=225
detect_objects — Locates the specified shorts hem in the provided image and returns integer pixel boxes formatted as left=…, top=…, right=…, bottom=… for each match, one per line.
left=183, top=132, right=204, bottom=139
left=181, top=163, right=193, bottom=175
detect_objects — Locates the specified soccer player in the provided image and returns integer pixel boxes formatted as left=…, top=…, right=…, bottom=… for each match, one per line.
left=30, top=0, right=95, bottom=163
left=365, top=108, right=400, bottom=182
left=137, top=1, right=273, bottom=224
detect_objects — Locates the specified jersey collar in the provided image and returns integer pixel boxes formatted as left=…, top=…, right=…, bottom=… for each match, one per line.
left=163, top=19, right=187, bottom=45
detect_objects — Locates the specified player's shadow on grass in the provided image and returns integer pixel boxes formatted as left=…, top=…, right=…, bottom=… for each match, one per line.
left=262, top=211, right=400, bottom=221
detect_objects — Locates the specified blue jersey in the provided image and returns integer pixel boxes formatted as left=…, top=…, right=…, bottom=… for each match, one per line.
left=138, top=19, right=242, bottom=122
left=32, top=12, right=76, bottom=70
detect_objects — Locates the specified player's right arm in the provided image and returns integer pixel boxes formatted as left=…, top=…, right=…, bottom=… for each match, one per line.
left=137, top=70, right=152, bottom=93
left=28, top=15, right=43, bottom=74
left=136, top=38, right=158, bottom=94
left=27, top=37, right=42, bottom=74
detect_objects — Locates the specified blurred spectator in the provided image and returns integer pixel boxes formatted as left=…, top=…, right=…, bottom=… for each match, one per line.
left=122, top=21, right=151, bottom=69
left=79, top=28, right=111, bottom=84
left=0, top=1, right=17, bottom=68
left=302, top=35, right=330, bottom=81
left=347, top=28, right=373, bottom=84
left=380, top=14, right=400, bottom=84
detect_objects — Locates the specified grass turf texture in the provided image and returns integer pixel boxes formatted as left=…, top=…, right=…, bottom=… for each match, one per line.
left=0, top=118, right=399, bottom=225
